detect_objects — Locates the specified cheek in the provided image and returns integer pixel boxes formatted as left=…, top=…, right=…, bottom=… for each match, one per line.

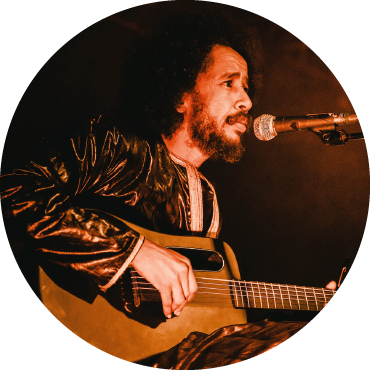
left=206, top=94, right=230, bottom=115
left=211, top=102, right=231, bottom=122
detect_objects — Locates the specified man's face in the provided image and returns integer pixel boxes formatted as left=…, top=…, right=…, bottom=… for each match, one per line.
left=184, top=45, right=253, bottom=162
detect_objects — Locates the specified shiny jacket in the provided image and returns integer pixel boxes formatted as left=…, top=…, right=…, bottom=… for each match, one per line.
left=0, top=118, right=220, bottom=290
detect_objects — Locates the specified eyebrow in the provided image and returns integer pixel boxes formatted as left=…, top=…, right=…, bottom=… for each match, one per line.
left=220, top=72, right=249, bottom=85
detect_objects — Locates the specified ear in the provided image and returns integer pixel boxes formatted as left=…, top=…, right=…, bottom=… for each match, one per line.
left=176, top=92, right=191, bottom=114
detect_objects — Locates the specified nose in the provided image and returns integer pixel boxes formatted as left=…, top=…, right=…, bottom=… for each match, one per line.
left=234, top=88, right=252, bottom=112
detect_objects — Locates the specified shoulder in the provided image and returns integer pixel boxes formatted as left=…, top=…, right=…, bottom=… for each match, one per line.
left=42, top=116, right=166, bottom=165
left=48, top=116, right=157, bottom=151
left=85, top=117, right=169, bottom=160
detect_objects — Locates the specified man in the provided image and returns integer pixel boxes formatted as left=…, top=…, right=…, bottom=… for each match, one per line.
left=0, top=12, right=317, bottom=367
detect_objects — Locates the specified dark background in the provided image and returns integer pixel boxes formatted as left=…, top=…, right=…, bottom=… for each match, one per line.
left=2, top=1, right=369, bottom=319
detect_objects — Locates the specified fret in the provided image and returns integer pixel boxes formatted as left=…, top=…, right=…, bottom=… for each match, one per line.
left=276, top=284, right=284, bottom=309
left=257, top=282, right=262, bottom=308
left=239, top=281, right=244, bottom=308
left=244, top=281, right=250, bottom=308
left=264, top=282, right=270, bottom=308
left=295, top=285, right=301, bottom=310
left=251, top=282, right=256, bottom=308
left=312, top=287, right=319, bottom=310
left=322, top=287, right=327, bottom=307
left=303, top=286, right=309, bottom=310
left=286, top=284, right=293, bottom=309
left=289, top=285, right=301, bottom=310
left=232, top=280, right=240, bottom=308
left=251, top=282, right=257, bottom=308
left=278, top=284, right=285, bottom=309
left=271, top=283, right=277, bottom=309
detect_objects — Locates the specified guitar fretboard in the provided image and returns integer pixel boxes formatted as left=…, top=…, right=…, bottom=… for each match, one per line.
left=231, top=280, right=335, bottom=311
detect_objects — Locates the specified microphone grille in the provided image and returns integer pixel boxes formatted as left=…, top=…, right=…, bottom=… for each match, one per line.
left=253, top=114, right=277, bottom=141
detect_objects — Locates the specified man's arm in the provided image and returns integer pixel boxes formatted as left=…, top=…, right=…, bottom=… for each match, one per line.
left=0, top=119, right=196, bottom=316
left=0, top=122, right=145, bottom=290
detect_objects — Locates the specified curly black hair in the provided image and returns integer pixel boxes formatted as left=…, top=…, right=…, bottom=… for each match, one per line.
left=120, top=5, right=261, bottom=137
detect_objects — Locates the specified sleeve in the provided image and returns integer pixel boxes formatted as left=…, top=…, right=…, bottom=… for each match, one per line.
left=0, top=117, right=146, bottom=291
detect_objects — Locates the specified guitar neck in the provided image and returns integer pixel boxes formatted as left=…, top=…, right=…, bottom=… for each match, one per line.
left=231, top=280, right=335, bottom=311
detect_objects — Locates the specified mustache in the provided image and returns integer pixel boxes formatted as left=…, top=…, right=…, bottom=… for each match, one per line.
left=225, top=112, right=253, bottom=127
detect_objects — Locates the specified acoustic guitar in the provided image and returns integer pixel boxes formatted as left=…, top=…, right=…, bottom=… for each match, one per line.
left=39, top=219, right=335, bottom=363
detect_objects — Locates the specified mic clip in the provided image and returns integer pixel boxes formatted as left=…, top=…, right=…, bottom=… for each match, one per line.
left=310, top=128, right=364, bottom=146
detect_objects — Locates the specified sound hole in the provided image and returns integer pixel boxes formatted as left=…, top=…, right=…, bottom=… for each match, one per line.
left=167, top=247, right=223, bottom=272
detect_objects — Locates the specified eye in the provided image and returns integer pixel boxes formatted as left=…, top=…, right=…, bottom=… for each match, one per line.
left=222, top=80, right=233, bottom=88
left=243, top=86, right=249, bottom=94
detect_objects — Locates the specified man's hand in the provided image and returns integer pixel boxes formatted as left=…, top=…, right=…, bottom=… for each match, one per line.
left=131, top=239, right=198, bottom=318
left=326, top=281, right=337, bottom=290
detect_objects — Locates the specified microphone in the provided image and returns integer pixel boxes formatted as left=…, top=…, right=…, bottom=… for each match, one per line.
left=253, top=113, right=359, bottom=141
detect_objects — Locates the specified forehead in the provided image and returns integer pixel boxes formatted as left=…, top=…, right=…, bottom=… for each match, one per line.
left=202, top=45, right=249, bottom=80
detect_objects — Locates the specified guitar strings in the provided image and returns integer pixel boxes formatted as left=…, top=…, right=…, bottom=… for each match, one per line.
left=131, top=281, right=332, bottom=301
left=130, top=285, right=331, bottom=304
left=130, top=275, right=336, bottom=298
left=130, top=287, right=330, bottom=309
left=131, top=272, right=336, bottom=292
left=129, top=275, right=334, bottom=307
left=130, top=273, right=335, bottom=300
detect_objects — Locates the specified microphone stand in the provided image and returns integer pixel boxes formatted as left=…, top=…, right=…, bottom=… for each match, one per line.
left=310, top=128, right=364, bottom=146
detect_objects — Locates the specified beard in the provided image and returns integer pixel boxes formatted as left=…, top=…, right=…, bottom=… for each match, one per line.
left=189, top=98, right=252, bottom=163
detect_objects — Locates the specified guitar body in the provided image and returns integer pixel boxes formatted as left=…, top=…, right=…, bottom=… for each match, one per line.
left=39, top=222, right=247, bottom=363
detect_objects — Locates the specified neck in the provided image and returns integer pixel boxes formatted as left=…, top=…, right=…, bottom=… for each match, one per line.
left=162, top=127, right=209, bottom=168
